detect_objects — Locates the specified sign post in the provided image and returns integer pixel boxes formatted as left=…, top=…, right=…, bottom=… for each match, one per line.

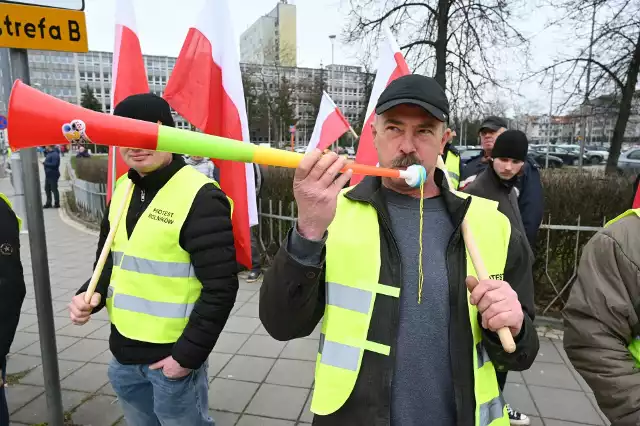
left=289, top=124, right=295, bottom=152
left=1, top=3, right=88, bottom=425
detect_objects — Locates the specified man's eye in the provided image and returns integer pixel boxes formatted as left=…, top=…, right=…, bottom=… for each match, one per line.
left=388, top=126, right=400, bottom=132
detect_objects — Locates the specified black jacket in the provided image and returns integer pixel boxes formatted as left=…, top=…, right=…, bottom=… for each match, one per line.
left=0, top=195, right=26, bottom=361
left=259, top=170, right=539, bottom=426
left=76, top=156, right=238, bottom=369
left=461, top=153, right=543, bottom=248
left=43, top=149, right=61, bottom=180
left=462, top=166, right=533, bottom=259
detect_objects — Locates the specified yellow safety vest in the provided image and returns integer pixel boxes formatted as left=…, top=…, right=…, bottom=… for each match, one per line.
left=605, top=209, right=640, bottom=366
left=105, top=166, right=233, bottom=344
left=0, top=192, right=22, bottom=231
left=445, top=147, right=461, bottom=190
left=311, top=188, right=510, bottom=425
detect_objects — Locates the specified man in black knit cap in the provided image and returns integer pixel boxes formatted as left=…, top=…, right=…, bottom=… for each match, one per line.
left=68, top=93, right=238, bottom=426
left=463, top=129, right=534, bottom=425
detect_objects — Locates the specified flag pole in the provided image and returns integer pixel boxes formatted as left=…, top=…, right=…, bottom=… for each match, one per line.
left=348, top=125, right=359, bottom=140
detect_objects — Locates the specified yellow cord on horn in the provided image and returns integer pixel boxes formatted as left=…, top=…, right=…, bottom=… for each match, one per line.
left=417, top=179, right=425, bottom=304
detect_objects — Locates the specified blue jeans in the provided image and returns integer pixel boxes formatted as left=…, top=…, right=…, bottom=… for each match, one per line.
left=108, top=358, right=214, bottom=426
left=1, top=357, right=8, bottom=426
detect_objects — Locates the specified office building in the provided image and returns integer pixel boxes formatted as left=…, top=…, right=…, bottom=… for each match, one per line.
left=240, top=1, right=297, bottom=67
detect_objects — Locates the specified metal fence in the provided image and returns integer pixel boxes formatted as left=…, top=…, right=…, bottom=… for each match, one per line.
left=67, top=165, right=107, bottom=222
left=536, top=217, right=606, bottom=315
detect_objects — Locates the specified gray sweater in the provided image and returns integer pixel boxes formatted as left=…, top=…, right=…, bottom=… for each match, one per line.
left=288, top=187, right=456, bottom=426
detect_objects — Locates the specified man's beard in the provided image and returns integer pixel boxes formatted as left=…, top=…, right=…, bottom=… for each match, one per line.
left=391, top=154, right=421, bottom=169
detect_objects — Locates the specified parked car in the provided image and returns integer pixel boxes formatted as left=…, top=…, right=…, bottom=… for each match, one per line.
left=617, top=147, right=640, bottom=175
left=459, top=147, right=483, bottom=163
left=531, top=145, right=582, bottom=165
left=528, top=151, right=564, bottom=169
left=558, top=144, right=608, bottom=165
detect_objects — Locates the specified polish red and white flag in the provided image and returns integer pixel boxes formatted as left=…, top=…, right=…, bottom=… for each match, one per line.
left=306, top=91, right=351, bottom=153
left=351, top=26, right=411, bottom=185
left=107, top=0, right=149, bottom=201
left=163, top=0, right=258, bottom=269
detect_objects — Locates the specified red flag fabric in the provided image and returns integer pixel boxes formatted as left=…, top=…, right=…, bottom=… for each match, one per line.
left=107, top=0, right=149, bottom=201
left=351, top=26, right=411, bottom=185
left=306, top=91, right=351, bottom=153
left=163, top=0, right=258, bottom=269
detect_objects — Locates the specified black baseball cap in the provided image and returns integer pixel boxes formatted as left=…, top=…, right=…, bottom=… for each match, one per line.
left=479, top=116, right=508, bottom=133
left=375, top=74, right=449, bottom=122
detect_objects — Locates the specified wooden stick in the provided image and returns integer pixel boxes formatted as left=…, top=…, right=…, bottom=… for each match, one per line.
left=436, top=156, right=517, bottom=353
left=348, top=125, right=359, bottom=140
left=83, top=179, right=134, bottom=304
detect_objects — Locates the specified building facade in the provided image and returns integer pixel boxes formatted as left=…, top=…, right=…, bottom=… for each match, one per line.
left=240, top=1, right=297, bottom=67
left=242, top=63, right=371, bottom=146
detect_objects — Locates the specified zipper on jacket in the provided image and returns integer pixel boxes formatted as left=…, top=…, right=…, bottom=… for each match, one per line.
left=141, top=190, right=145, bottom=203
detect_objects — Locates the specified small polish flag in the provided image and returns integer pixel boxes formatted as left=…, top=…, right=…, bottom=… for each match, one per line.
left=107, top=0, right=149, bottom=201
left=306, top=91, right=352, bottom=153
left=163, top=0, right=258, bottom=269
left=351, top=25, right=411, bottom=185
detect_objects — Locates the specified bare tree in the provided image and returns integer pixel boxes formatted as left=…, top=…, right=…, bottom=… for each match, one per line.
left=531, top=0, right=640, bottom=173
left=242, top=41, right=298, bottom=147
left=343, top=0, right=529, bottom=110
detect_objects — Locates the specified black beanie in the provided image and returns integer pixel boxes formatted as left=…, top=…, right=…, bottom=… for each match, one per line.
left=491, top=130, right=528, bottom=162
left=113, top=93, right=175, bottom=127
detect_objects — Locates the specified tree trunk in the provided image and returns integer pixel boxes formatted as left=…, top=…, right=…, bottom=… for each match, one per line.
left=434, top=0, right=450, bottom=90
left=605, top=30, right=640, bottom=175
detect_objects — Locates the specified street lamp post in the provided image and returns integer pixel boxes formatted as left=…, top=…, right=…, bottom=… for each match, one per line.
left=329, top=35, right=336, bottom=151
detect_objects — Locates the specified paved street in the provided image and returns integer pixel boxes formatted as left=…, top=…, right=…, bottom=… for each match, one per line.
left=1, top=172, right=612, bottom=426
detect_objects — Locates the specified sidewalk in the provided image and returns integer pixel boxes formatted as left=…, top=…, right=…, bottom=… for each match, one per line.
left=2, top=173, right=611, bottom=426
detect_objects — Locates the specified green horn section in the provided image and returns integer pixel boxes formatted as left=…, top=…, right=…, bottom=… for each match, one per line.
left=157, top=126, right=257, bottom=163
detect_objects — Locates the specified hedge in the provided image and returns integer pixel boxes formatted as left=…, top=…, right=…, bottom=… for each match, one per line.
left=70, top=154, right=109, bottom=184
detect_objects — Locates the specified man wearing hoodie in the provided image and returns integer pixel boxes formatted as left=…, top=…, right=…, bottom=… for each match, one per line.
left=461, top=116, right=543, bottom=249
left=462, top=129, right=534, bottom=425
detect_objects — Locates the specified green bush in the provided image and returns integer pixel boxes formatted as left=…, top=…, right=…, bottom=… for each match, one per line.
left=71, top=154, right=108, bottom=184
left=533, top=169, right=634, bottom=315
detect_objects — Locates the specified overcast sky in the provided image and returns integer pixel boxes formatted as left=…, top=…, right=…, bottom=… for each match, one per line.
left=78, top=0, right=573, bottom=115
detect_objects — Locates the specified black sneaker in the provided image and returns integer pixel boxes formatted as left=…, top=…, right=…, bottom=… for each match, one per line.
left=43, top=204, right=52, bottom=209
left=246, top=271, right=262, bottom=283
left=506, top=404, right=530, bottom=425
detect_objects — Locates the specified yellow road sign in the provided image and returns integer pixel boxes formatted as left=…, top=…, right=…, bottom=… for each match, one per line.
left=0, top=2, right=88, bottom=52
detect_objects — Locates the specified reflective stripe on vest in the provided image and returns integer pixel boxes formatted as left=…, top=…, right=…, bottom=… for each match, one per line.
left=108, top=285, right=195, bottom=319
left=311, top=188, right=510, bottom=426
left=0, top=192, right=22, bottom=231
left=106, top=166, right=233, bottom=344
left=112, top=251, right=195, bottom=278
left=445, top=149, right=461, bottom=190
